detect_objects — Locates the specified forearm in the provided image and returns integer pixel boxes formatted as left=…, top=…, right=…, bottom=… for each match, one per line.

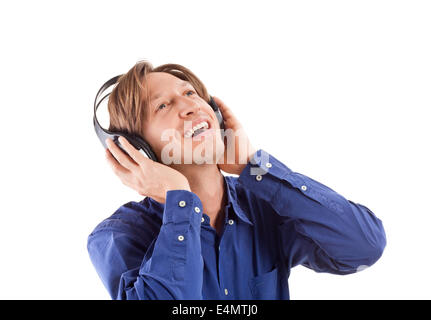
left=237, top=149, right=387, bottom=272
left=130, top=190, right=204, bottom=299
left=88, top=190, right=205, bottom=300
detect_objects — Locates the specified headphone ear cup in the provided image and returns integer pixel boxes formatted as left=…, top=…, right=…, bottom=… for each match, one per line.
left=94, top=75, right=159, bottom=163
left=113, top=133, right=159, bottom=162
left=209, top=96, right=225, bottom=130
left=214, top=109, right=225, bottom=130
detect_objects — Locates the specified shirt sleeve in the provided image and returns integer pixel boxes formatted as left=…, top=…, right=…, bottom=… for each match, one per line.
left=87, top=190, right=204, bottom=300
left=237, top=149, right=387, bottom=275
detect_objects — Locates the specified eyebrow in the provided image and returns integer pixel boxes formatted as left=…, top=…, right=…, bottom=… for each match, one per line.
left=150, top=81, right=191, bottom=102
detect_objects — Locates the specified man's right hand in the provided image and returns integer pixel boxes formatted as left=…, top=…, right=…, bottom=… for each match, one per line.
left=105, top=136, right=190, bottom=203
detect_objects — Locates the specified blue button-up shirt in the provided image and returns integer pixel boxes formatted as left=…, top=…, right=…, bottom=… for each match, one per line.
left=87, top=149, right=386, bottom=300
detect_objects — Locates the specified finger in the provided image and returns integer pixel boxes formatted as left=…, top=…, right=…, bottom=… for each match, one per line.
left=105, top=138, right=139, bottom=171
left=106, top=149, right=144, bottom=195
left=105, top=148, right=130, bottom=176
left=212, top=96, right=242, bottom=130
left=212, top=96, right=239, bottom=123
left=117, top=136, right=155, bottom=168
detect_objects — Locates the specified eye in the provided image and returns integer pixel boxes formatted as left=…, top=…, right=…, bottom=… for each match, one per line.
left=157, top=103, right=167, bottom=111
left=156, top=90, right=195, bottom=111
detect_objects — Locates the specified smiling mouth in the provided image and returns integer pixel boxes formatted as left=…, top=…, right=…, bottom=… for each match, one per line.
left=193, top=127, right=207, bottom=137
left=184, top=120, right=210, bottom=138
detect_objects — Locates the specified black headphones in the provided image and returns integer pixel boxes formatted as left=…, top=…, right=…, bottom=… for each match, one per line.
left=93, top=75, right=225, bottom=163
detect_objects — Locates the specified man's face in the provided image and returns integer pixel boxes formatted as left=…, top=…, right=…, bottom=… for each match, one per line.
left=142, top=72, right=224, bottom=165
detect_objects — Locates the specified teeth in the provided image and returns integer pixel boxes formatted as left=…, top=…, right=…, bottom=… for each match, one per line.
left=184, top=121, right=208, bottom=138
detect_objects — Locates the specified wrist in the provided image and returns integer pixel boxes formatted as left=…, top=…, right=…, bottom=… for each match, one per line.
left=167, top=179, right=191, bottom=192
left=237, top=147, right=257, bottom=175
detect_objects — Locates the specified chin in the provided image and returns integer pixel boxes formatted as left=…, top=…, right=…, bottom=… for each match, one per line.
left=179, top=130, right=222, bottom=165
left=187, top=137, right=224, bottom=165
left=159, top=131, right=225, bottom=165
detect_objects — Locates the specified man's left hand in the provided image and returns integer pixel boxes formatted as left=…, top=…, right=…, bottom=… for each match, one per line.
left=213, top=96, right=257, bottom=175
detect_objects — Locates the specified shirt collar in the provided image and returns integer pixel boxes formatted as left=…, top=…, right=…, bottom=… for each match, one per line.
left=223, top=175, right=254, bottom=226
left=144, top=175, right=254, bottom=226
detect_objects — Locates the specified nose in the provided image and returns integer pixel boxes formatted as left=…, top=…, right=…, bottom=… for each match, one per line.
left=178, top=96, right=201, bottom=118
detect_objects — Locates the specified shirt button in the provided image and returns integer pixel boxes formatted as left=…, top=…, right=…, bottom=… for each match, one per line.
left=194, top=206, right=200, bottom=213
left=256, top=175, right=262, bottom=181
left=178, top=235, right=184, bottom=241
left=301, top=185, right=307, bottom=191
left=224, top=288, right=229, bottom=295
left=228, top=219, right=234, bottom=225
left=178, top=200, right=186, bottom=207
left=201, top=217, right=205, bottom=223
left=265, top=162, right=272, bottom=168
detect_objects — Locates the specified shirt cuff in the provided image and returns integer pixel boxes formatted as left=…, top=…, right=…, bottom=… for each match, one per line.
left=162, top=190, right=203, bottom=226
left=238, top=149, right=296, bottom=203
left=238, top=149, right=349, bottom=215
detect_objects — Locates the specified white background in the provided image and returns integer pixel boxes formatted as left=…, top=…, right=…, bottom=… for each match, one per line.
left=0, top=0, right=430, bottom=299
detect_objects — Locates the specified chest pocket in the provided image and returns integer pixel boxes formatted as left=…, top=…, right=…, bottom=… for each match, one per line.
left=248, top=266, right=283, bottom=299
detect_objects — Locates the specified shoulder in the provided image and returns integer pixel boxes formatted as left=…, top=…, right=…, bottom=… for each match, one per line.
left=86, top=197, right=164, bottom=299
left=224, top=175, right=280, bottom=224
left=225, top=174, right=269, bottom=207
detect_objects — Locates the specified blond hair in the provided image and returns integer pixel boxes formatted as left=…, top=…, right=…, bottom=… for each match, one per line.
left=107, top=60, right=210, bottom=138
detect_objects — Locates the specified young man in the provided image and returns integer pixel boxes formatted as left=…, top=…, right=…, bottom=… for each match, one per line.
left=87, top=61, right=386, bottom=300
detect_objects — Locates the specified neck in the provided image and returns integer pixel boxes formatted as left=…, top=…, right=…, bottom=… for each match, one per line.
left=170, top=163, right=227, bottom=232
